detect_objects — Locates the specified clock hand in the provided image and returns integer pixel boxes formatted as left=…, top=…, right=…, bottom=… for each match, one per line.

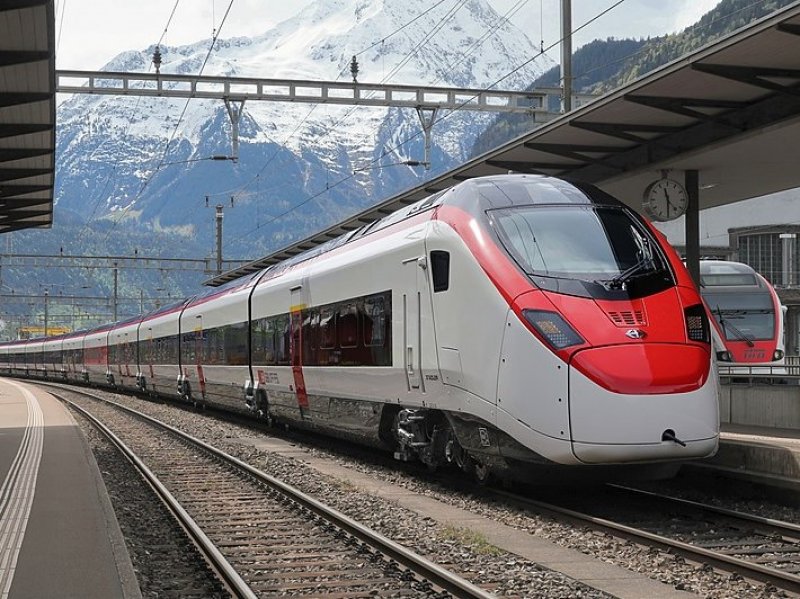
left=663, top=187, right=673, bottom=215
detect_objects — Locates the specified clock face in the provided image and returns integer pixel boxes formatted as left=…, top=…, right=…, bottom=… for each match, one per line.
left=642, top=178, right=688, bottom=221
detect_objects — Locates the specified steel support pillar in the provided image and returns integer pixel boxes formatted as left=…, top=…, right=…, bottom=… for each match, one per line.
left=215, top=204, right=224, bottom=275
left=685, top=169, right=700, bottom=286
left=560, top=0, right=572, bottom=113
left=224, top=98, right=246, bottom=161
left=415, top=107, right=437, bottom=170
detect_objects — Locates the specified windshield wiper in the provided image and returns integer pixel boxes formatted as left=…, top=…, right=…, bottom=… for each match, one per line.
left=715, top=306, right=754, bottom=347
left=600, top=258, right=654, bottom=290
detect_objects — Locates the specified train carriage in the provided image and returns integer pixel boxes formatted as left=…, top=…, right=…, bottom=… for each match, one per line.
left=178, top=274, right=259, bottom=411
left=137, top=299, right=190, bottom=397
left=7, top=340, right=27, bottom=378
left=248, top=198, right=439, bottom=444
left=109, top=316, right=144, bottom=390
left=0, top=342, right=9, bottom=376
left=62, top=330, right=87, bottom=383
left=41, top=334, right=67, bottom=380
left=83, top=324, right=112, bottom=386
left=25, top=337, right=44, bottom=379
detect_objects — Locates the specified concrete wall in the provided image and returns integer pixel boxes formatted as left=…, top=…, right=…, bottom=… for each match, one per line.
left=719, top=384, right=800, bottom=429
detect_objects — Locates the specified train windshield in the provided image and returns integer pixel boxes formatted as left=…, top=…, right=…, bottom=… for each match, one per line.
left=703, top=291, right=774, bottom=341
left=490, top=205, right=671, bottom=296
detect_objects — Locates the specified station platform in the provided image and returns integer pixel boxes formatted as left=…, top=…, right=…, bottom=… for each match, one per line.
left=688, top=423, right=800, bottom=492
left=0, top=378, right=140, bottom=599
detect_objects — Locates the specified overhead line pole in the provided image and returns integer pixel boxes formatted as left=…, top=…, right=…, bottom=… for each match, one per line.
left=561, top=0, right=572, bottom=113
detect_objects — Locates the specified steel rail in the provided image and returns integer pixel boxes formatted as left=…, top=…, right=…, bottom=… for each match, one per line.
left=610, top=483, right=800, bottom=536
left=51, top=384, right=495, bottom=599
left=494, top=488, right=800, bottom=594
left=54, top=392, right=257, bottom=599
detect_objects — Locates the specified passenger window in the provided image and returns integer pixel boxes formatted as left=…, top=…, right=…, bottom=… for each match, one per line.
left=338, top=303, right=359, bottom=349
left=431, top=250, right=450, bottom=292
left=319, top=308, right=336, bottom=349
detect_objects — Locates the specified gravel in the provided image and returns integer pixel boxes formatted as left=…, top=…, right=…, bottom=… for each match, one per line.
left=71, top=388, right=796, bottom=598
left=74, top=417, right=229, bottom=598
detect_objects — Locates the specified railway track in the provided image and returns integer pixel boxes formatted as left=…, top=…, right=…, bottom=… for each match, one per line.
left=497, top=483, right=800, bottom=594
left=51, top=386, right=494, bottom=599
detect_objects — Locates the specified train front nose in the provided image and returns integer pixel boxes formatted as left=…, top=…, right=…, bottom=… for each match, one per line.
left=568, top=344, right=720, bottom=464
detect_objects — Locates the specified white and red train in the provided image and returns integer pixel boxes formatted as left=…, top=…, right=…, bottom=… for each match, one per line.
left=699, top=260, right=786, bottom=374
left=0, top=175, right=719, bottom=480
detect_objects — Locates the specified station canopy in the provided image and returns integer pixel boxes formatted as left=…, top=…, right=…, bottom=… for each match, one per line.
left=0, top=0, right=56, bottom=233
left=208, top=2, right=800, bottom=286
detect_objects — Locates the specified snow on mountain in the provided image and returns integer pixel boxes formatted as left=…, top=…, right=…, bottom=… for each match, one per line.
left=55, top=0, right=549, bottom=258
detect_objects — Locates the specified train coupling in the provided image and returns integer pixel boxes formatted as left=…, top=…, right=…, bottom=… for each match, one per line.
left=662, top=429, right=687, bottom=447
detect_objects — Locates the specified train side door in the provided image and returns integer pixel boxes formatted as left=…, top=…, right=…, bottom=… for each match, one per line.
left=289, top=283, right=311, bottom=419
left=193, top=314, right=206, bottom=399
left=402, top=254, right=429, bottom=393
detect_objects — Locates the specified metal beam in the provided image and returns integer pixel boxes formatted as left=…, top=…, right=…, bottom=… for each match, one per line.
left=485, top=159, right=575, bottom=173
left=56, top=69, right=550, bottom=115
left=0, top=92, right=52, bottom=109
left=0, top=168, right=51, bottom=182
left=567, top=84, right=800, bottom=182
left=0, top=0, right=49, bottom=11
left=0, top=148, right=52, bottom=163
left=0, top=51, right=50, bottom=68
left=777, top=23, right=800, bottom=36
left=0, top=124, right=52, bottom=138
left=523, top=142, right=631, bottom=168
left=0, top=208, right=50, bottom=220
left=0, top=184, right=53, bottom=198
left=0, top=199, right=51, bottom=210
left=624, top=94, right=750, bottom=122
left=693, top=63, right=800, bottom=97
left=570, top=121, right=684, bottom=143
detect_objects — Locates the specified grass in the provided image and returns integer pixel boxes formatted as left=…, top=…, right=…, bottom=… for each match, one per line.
left=441, top=525, right=504, bottom=556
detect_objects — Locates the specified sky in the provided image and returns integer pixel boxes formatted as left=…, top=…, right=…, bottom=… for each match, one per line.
left=55, top=0, right=721, bottom=71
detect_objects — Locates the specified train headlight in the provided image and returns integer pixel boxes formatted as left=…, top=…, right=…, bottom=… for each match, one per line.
left=716, top=350, right=733, bottom=362
left=522, top=310, right=584, bottom=350
left=773, top=349, right=785, bottom=361
left=684, top=304, right=710, bottom=344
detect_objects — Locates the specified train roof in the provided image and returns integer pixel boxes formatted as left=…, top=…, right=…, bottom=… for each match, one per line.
left=698, top=260, right=766, bottom=289
left=251, top=175, right=624, bottom=285
left=698, top=260, right=756, bottom=274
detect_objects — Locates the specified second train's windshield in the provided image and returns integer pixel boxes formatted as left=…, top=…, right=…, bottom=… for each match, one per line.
left=703, top=291, right=775, bottom=341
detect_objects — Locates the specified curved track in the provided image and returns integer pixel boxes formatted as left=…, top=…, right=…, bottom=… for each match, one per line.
left=51, top=385, right=494, bottom=599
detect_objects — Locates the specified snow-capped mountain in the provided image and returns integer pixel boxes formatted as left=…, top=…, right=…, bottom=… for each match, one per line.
left=55, top=0, right=550, bottom=258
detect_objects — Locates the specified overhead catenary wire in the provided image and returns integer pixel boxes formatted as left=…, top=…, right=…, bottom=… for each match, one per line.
left=72, top=0, right=183, bottom=246
left=224, top=0, right=630, bottom=249
left=55, top=0, right=67, bottom=54
left=204, top=0, right=472, bottom=203
left=101, top=0, right=237, bottom=243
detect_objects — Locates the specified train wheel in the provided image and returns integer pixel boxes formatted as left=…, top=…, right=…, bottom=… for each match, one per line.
left=444, top=429, right=470, bottom=473
left=256, top=393, right=273, bottom=426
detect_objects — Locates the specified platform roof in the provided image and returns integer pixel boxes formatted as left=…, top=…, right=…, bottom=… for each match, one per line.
left=0, top=0, right=56, bottom=233
left=207, top=2, right=800, bottom=286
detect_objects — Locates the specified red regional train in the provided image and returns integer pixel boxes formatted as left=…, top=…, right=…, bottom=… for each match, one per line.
left=0, top=175, right=719, bottom=481
left=699, top=260, right=786, bottom=374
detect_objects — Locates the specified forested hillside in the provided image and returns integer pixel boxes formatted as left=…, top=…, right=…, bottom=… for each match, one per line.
left=469, top=0, right=796, bottom=158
